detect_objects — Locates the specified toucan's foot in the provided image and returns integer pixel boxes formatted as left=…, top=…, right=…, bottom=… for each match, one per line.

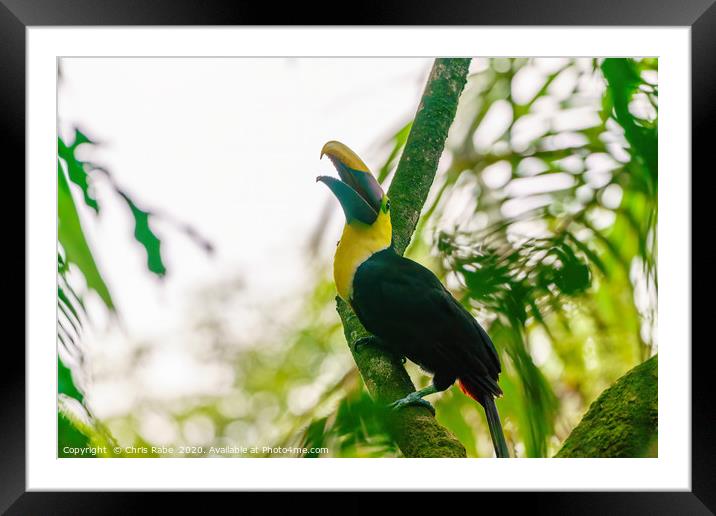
left=388, top=394, right=436, bottom=416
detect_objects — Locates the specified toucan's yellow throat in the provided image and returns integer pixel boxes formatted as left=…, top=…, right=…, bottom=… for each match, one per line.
left=317, top=141, right=393, bottom=301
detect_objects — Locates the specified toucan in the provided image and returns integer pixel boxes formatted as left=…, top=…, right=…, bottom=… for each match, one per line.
left=317, top=141, right=510, bottom=458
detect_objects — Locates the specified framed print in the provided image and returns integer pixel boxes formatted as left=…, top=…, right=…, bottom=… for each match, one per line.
left=4, top=0, right=713, bottom=512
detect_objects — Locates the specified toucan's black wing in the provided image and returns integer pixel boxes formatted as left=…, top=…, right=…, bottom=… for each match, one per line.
left=352, top=248, right=501, bottom=394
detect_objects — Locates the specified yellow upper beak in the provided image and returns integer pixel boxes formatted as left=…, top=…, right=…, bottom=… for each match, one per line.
left=320, top=141, right=371, bottom=174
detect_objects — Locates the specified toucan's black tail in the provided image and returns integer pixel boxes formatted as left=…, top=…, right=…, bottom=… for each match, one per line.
left=481, top=394, right=509, bottom=458
left=458, top=378, right=510, bottom=458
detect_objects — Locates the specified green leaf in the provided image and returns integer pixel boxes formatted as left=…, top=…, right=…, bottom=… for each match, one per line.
left=58, top=286, right=83, bottom=330
left=58, top=133, right=99, bottom=213
left=377, top=121, right=412, bottom=183
left=71, top=129, right=93, bottom=148
left=58, top=252, right=68, bottom=274
left=567, top=233, right=608, bottom=277
left=58, top=160, right=114, bottom=309
left=552, top=243, right=591, bottom=295
left=58, top=130, right=207, bottom=278
left=58, top=412, right=94, bottom=457
left=492, top=320, right=559, bottom=457
left=117, top=191, right=167, bottom=277
left=58, top=303, right=82, bottom=337
left=301, top=417, right=328, bottom=457
left=57, top=366, right=119, bottom=457
left=601, top=58, right=657, bottom=192
left=57, top=394, right=103, bottom=454
left=59, top=273, right=89, bottom=319
left=554, top=258, right=591, bottom=295
left=58, top=358, right=83, bottom=401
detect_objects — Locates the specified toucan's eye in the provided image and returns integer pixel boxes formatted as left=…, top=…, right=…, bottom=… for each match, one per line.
left=384, top=200, right=391, bottom=212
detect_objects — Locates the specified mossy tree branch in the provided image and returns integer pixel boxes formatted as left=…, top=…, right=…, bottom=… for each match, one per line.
left=556, top=355, right=658, bottom=458
left=336, top=58, right=471, bottom=458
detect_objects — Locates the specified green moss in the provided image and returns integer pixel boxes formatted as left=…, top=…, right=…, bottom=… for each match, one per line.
left=556, top=355, right=657, bottom=458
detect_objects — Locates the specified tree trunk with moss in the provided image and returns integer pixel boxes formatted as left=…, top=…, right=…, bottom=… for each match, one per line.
left=336, top=58, right=471, bottom=458
left=556, top=355, right=658, bottom=458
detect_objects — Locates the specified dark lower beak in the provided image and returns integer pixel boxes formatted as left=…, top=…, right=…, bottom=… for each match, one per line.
left=317, top=141, right=385, bottom=225
left=327, top=157, right=384, bottom=214
left=317, top=176, right=378, bottom=225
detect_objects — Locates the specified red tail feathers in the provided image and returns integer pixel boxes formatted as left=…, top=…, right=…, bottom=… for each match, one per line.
left=458, top=378, right=481, bottom=402
left=458, top=377, right=509, bottom=457
left=458, top=373, right=503, bottom=402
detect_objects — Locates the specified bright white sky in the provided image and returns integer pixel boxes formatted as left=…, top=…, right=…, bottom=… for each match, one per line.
left=59, top=58, right=433, bottom=344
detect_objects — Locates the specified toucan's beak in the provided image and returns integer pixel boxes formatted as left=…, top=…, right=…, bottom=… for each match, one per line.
left=317, top=141, right=385, bottom=225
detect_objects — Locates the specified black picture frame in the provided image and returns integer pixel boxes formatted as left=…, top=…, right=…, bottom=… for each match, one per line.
left=4, top=1, right=712, bottom=512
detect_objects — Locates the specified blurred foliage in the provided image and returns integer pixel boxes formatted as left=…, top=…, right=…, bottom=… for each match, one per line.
left=59, top=130, right=169, bottom=285
left=416, top=57, right=657, bottom=456
left=60, top=58, right=657, bottom=458
left=57, top=126, right=211, bottom=455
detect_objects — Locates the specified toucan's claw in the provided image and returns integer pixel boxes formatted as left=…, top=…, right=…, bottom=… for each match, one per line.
left=388, top=395, right=436, bottom=416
